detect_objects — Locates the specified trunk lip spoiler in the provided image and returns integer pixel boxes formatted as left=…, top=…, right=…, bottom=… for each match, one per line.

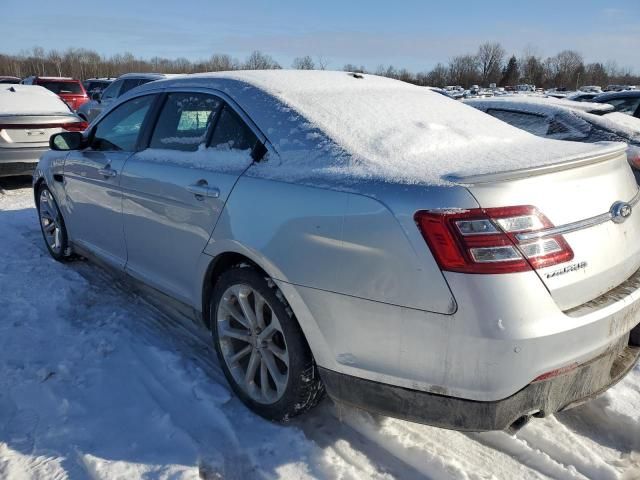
left=446, top=143, right=627, bottom=185
left=516, top=189, right=640, bottom=242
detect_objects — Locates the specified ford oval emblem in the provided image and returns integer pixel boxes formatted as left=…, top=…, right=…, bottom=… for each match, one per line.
left=610, top=201, right=633, bottom=224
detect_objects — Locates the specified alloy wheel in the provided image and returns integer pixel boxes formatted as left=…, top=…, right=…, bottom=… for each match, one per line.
left=216, top=284, right=290, bottom=404
left=39, top=189, right=63, bottom=255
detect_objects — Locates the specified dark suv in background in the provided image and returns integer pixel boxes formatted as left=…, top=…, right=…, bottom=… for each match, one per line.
left=83, top=78, right=114, bottom=99
left=21, top=76, right=89, bottom=111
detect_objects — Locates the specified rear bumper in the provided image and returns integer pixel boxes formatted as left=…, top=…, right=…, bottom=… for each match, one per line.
left=0, top=147, right=47, bottom=177
left=320, top=334, right=640, bottom=432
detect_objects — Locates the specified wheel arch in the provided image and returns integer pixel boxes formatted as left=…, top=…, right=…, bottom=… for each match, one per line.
left=33, top=176, right=46, bottom=205
left=201, top=251, right=270, bottom=330
left=200, top=249, right=334, bottom=370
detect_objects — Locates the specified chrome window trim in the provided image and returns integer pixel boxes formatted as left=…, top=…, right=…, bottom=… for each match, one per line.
left=516, top=190, right=640, bottom=241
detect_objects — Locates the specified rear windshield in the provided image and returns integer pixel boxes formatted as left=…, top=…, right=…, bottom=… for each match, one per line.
left=38, top=81, right=84, bottom=95
left=85, top=81, right=110, bottom=91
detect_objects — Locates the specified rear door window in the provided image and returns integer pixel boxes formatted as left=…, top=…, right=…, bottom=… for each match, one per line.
left=120, top=78, right=153, bottom=96
left=101, top=80, right=123, bottom=101
left=150, top=93, right=222, bottom=152
left=92, top=95, right=156, bottom=151
left=210, top=106, right=258, bottom=151
left=486, top=109, right=551, bottom=137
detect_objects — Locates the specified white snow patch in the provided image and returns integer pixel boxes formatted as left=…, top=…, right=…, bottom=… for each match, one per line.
left=1, top=181, right=639, bottom=479
left=167, top=71, right=615, bottom=186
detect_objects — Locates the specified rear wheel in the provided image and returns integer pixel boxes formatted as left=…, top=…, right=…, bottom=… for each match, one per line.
left=210, top=267, right=324, bottom=420
left=37, top=185, right=72, bottom=261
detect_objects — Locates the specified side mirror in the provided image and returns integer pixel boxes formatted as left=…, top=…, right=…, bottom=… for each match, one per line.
left=50, top=131, right=85, bottom=151
left=91, top=91, right=101, bottom=102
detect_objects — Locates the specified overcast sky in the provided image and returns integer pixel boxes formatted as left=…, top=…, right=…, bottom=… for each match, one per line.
left=3, top=0, right=639, bottom=72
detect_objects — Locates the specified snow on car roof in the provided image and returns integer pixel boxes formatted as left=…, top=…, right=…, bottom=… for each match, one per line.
left=153, top=70, right=621, bottom=186
left=0, top=84, right=73, bottom=115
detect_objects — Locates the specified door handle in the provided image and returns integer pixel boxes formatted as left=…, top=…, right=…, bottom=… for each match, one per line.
left=98, top=166, right=117, bottom=178
left=186, top=183, right=220, bottom=199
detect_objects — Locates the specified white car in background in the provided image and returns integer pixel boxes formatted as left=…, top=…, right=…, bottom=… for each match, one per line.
left=464, top=96, right=640, bottom=179
left=0, top=85, right=86, bottom=177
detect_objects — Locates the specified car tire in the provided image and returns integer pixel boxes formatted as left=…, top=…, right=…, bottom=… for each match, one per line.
left=210, top=266, right=324, bottom=421
left=36, top=184, right=73, bottom=262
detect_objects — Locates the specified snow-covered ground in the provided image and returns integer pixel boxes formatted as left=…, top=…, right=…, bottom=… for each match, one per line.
left=1, top=177, right=639, bottom=480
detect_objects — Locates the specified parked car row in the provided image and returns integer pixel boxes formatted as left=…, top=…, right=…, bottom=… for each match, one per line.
left=464, top=96, right=640, bottom=179
left=29, top=70, right=640, bottom=433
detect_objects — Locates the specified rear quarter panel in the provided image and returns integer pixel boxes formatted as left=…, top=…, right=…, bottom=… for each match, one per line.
left=207, top=176, right=457, bottom=313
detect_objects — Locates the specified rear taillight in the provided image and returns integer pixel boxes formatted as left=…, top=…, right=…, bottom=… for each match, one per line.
left=0, top=121, right=88, bottom=132
left=627, top=146, right=640, bottom=169
left=414, top=206, right=574, bottom=274
left=61, top=121, right=88, bottom=132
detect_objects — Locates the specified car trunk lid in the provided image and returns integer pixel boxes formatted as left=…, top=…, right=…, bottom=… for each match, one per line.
left=457, top=143, right=640, bottom=311
left=0, top=114, right=86, bottom=148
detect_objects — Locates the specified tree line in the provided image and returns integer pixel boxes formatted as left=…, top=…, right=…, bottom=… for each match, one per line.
left=0, top=43, right=637, bottom=89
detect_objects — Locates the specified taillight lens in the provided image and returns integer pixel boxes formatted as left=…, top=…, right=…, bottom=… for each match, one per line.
left=414, top=206, right=573, bottom=274
left=0, top=121, right=88, bottom=132
left=61, top=121, right=88, bottom=132
left=627, top=145, right=640, bottom=169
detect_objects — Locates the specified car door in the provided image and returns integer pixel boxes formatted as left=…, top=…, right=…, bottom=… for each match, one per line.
left=120, top=91, right=261, bottom=304
left=63, top=94, right=157, bottom=268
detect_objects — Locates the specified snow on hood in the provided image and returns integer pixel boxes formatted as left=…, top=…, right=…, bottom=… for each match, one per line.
left=0, top=84, right=73, bottom=116
left=157, top=71, right=619, bottom=186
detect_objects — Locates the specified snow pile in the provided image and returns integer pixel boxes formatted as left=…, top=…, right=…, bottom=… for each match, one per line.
left=1, top=182, right=640, bottom=478
left=136, top=146, right=254, bottom=173
left=169, top=71, right=615, bottom=186
left=0, top=85, right=72, bottom=116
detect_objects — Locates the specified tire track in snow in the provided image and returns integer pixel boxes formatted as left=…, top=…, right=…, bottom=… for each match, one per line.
left=3, top=185, right=640, bottom=480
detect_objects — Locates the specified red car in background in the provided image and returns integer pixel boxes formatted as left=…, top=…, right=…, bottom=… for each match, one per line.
left=21, top=76, right=89, bottom=111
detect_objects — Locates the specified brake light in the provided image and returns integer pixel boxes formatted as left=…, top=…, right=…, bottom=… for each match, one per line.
left=627, top=146, right=640, bottom=169
left=0, top=121, right=88, bottom=131
left=414, top=206, right=574, bottom=274
left=61, top=121, right=88, bottom=132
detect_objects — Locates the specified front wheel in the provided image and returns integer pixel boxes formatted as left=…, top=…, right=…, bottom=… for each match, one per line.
left=211, top=267, right=324, bottom=420
left=37, top=185, right=72, bottom=261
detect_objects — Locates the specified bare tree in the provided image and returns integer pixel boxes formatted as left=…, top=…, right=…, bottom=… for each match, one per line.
left=448, top=55, right=480, bottom=87
left=207, top=53, right=238, bottom=71
left=292, top=55, right=315, bottom=70
left=316, top=55, right=328, bottom=70
left=0, top=44, right=637, bottom=88
left=343, top=63, right=366, bottom=73
left=47, top=50, right=63, bottom=76
left=476, top=42, right=505, bottom=84
left=243, top=51, right=281, bottom=70
left=425, top=63, right=448, bottom=87
left=545, top=50, right=584, bottom=88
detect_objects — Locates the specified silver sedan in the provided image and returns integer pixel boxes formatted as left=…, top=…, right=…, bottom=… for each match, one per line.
left=34, top=71, right=640, bottom=432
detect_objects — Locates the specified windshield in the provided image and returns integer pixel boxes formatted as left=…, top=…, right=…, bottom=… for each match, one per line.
left=39, top=81, right=84, bottom=95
